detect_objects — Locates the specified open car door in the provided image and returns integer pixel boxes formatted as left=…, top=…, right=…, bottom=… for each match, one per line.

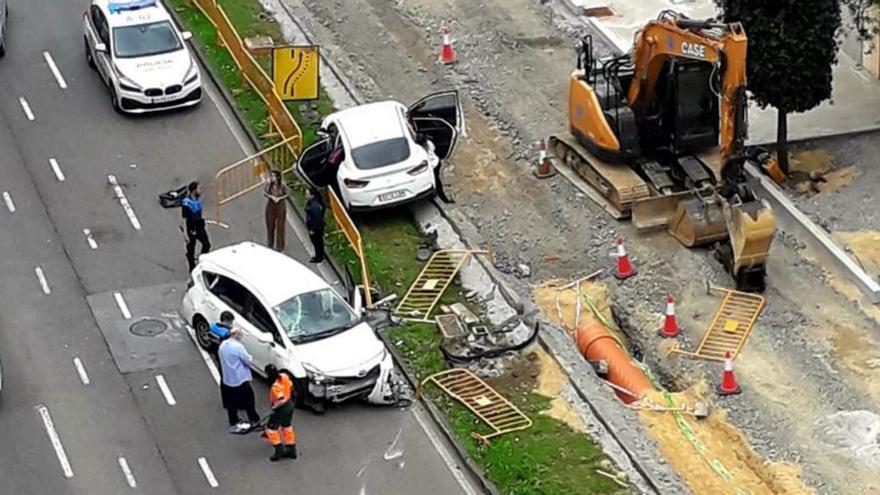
left=296, top=138, right=335, bottom=189
left=407, top=90, right=465, bottom=160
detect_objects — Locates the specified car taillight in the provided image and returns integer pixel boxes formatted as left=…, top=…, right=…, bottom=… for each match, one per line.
left=343, top=178, right=369, bottom=189
left=407, top=161, right=429, bottom=176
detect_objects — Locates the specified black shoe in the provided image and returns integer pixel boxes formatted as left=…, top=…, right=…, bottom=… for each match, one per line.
left=270, top=445, right=286, bottom=462
left=309, top=257, right=324, bottom=264
left=285, top=445, right=298, bottom=459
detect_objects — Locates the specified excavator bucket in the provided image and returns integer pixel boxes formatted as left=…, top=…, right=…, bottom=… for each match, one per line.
left=725, top=199, right=775, bottom=274
left=631, top=191, right=696, bottom=230
left=666, top=191, right=728, bottom=247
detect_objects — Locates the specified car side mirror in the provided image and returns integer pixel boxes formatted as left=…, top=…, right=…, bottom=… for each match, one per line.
left=181, top=31, right=193, bottom=41
left=95, top=42, right=107, bottom=53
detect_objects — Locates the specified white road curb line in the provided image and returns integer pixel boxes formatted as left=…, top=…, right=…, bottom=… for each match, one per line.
left=36, top=405, right=74, bottom=479
left=184, top=323, right=221, bottom=385
left=197, top=457, right=219, bottom=488
left=19, top=97, right=35, bottom=121
left=49, top=158, right=66, bottom=182
left=35, top=266, right=51, bottom=295
left=43, top=52, right=68, bottom=90
left=107, top=174, right=142, bottom=231
left=118, top=457, right=137, bottom=489
left=73, top=357, right=90, bottom=386
left=83, top=229, right=98, bottom=250
left=155, top=374, right=176, bottom=406
left=3, top=191, right=16, bottom=213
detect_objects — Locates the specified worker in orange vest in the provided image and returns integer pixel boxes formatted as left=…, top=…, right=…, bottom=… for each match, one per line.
left=264, top=364, right=297, bottom=461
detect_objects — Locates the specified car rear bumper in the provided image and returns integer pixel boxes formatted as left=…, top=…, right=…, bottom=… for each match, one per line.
left=343, top=167, right=436, bottom=212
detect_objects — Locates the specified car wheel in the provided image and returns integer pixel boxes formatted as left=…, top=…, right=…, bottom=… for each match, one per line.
left=193, top=317, right=215, bottom=351
left=110, top=87, right=122, bottom=114
left=0, top=39, right=6, bottom=58
left=84, top=38, right=94, bottom=69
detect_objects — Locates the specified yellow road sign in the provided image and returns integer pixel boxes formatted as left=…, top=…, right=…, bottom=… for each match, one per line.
left=272, top=46, right=320, bottom=101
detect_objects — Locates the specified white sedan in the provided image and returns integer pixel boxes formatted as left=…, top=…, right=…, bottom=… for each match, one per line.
left=83, top=0, right=202, bottom=113
left=181, top=242, right=396, bottom=411
left=297, top=91, right=465, bottom=211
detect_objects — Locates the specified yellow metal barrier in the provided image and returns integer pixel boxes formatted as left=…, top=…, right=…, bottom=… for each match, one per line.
left=214, top=135, right=298, bottom=222
left=186, top=0, right=302, bottom=155
left=327, top=189, right=372, bottom=307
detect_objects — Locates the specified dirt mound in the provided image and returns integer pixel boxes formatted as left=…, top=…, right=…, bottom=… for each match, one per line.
left=790, top=149, right=834, bottom=175
left=637, top=384, right=815, bottom=495
left=533, top=347, right=587, bottom=433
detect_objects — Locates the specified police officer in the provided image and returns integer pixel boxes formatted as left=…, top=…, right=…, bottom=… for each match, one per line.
left=209, top=311, right=234, bottom=350
left=305, top=188, right=325, bottom=264
left=180, top=181, right=211, bottom=272
left=264, top=364, right=297, bottom=461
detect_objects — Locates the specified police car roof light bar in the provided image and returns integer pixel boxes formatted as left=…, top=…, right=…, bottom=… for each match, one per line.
left=108, top=0, right=157, bottom=14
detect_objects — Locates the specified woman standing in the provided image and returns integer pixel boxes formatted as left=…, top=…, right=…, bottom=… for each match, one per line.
left=264, top=171, right=290, bottom=252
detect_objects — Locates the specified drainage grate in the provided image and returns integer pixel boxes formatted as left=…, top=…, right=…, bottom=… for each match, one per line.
left=670, top=287, right=765, bottom=361
left=130, top=318, right=168, bottom=337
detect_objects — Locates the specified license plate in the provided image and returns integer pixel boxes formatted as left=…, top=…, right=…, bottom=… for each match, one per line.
left=379, top=190, right=406, bottom=202
left=152, top=95, right=177, bottom=104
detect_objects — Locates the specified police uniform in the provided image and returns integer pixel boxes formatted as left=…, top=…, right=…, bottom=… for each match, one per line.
left=182, top=195, right=210, bottom=272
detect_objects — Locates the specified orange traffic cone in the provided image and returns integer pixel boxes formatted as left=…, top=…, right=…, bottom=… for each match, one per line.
left=659, top=295, right=679, bottom=338
left=439, top=25, right=456, bottom=65
left=613, top=237, right=637, bottom=280
left=716, top=351, right=741, bottom=396
left=533, top=139, right=556, bottom=178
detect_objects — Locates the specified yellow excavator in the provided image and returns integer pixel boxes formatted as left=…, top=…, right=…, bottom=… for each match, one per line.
left=549, top=11, right=775, bottom=292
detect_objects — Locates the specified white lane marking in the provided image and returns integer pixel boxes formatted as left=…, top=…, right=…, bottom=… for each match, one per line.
left=73, top=357, right=90, bottom=385
left=36, top=405, right=74, bottom=479
left=118, top=457, right=137, bottom=489
left=83, top=229, right=98, bottom=250
left=48, top=158, right=66, bottom=182
left=184, top=324, right=221, bottom=385
left=107, top=174, right=142, bottom=231
left=35, top=266, right=51, bottom=295
left=113, top=292, right=132, bottom=320
left=155, top=374, right=176, bottom=406
left=411, top=405, right=479, bottom=495
left=197, top=457, right=219, bottom=488
left=43, top=51, right=69, bottom=90
left=3, top=191, right=15, bottom=212
left=19, top=97, right=35, bottom=121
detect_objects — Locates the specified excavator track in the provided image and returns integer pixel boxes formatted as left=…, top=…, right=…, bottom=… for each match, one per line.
left=548, top=133, right=651, bottom=218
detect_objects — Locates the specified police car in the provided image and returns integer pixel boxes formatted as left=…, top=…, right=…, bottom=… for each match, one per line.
left=83, top=0, right=201, bottom=113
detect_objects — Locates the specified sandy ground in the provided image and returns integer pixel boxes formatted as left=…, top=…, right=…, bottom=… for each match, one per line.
left=277, top=0, right=880, bottom=492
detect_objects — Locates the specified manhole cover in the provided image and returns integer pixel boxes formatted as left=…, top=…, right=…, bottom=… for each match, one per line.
left=130, top=318, right=168, bottom=337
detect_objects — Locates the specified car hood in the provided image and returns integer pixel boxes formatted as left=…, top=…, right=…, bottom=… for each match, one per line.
left=115, top=49, right=193, bottom=88
left=344, top=142, right=431, bottom=180
left=296, top=321, right=386, bottom=376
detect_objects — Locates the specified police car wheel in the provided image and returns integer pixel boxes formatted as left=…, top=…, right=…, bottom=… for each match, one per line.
left=84, top=38, right=94, bottom=69
left=110, top=87, right=122, bottom=114
left=194, top=319, right=213, bottom=351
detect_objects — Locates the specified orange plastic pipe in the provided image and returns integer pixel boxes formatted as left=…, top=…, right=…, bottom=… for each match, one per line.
left=575, top=323, right=655, bottom=403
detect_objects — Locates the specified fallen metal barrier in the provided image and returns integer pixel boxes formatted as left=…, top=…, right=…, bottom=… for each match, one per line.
left=419, top=368, right=532, bottom=444
left=396, top=249, right=491, bottom=321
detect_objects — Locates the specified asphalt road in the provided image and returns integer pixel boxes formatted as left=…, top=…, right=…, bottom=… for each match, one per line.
left=0, top=1, right=478, bottom=493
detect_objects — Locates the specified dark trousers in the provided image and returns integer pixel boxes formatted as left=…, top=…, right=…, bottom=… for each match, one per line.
left=186, top=227, right=211, bottom=272
left=265, top=201, right=286, bottom=252
left=309, top=231, right=325, bottom=261
left=221, top=382, right=260, bottom=426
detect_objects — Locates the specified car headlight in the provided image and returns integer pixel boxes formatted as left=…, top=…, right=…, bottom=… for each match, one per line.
left=302, top=363, right=327, bottom=384
left=112, top=63, right=142, bottom=92
left=183, top=59, right=199, bottom=85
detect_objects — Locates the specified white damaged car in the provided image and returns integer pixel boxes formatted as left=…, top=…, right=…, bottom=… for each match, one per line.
left=83, top=0, right=201, bottom=113
left=297, top=91, right=464, bottom=211
left=181, top=242, right=396, bottom=412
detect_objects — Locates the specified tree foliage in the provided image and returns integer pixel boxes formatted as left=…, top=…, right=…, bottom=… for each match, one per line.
left=715, top=0, right=842, bottom=114
left=843, top=0, right=880, bottom=41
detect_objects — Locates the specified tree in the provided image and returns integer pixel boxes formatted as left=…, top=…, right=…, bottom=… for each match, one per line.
left=715, top=0, right=842, bottom=175
left=844, top=0, right=880, bottom=41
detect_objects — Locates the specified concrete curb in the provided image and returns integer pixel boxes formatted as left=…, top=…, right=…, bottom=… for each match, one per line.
left=172, top=3, right=500, bottom=493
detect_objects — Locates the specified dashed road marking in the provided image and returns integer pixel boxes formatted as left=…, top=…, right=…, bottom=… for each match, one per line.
left=73, top=357, right=90, bottom=385
left=155, top=374, right=176, bottom=406
left=3, top=191, right=15, bottom=213
left=118, top=457, right=137, bottom=489
left=36, top=405, right=74, bottom=479
left=197, top=457, right=219, bottom=488
left=19, top=97, right=35, bottom=121
left=35, top=266, right=51, bottom=295
left=49, top=158, right=66, bottom=182
left=83, top=229, right=98, bottom=250
left=43, top=51, right=69, bottom=90
left=185, top=324, right=221, bottom=385
left=107, top=174, right=141, bottom=231
left=113, top=292, right=132, bottom=320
